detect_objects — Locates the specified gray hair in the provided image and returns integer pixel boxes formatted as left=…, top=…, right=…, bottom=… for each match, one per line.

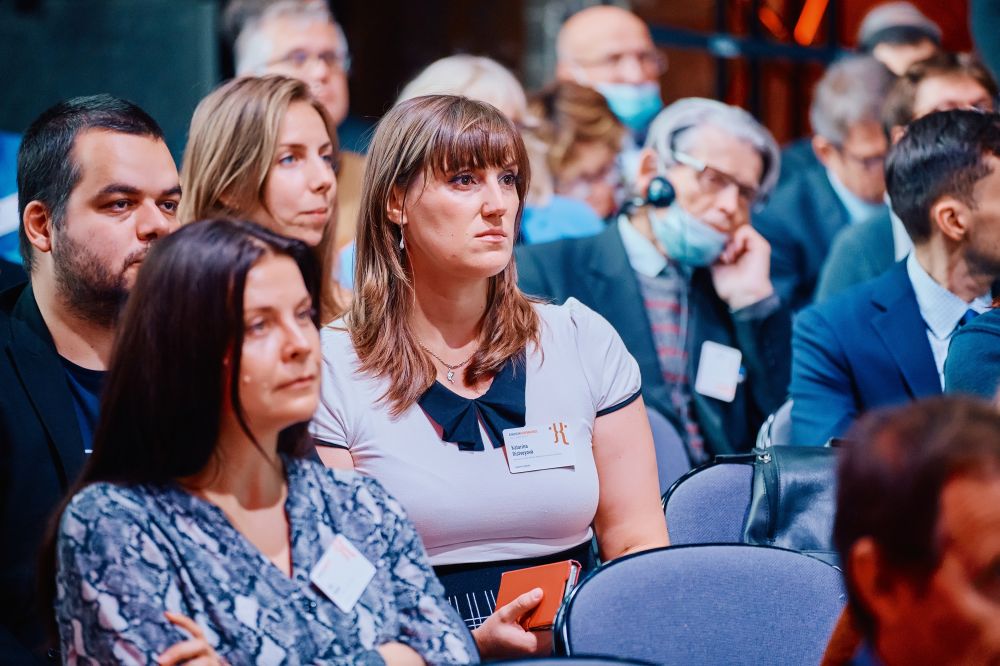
left=810, top=55, right=895, bottom=144
left=645, top=97, right=781, bottom=198
left=224, top=0, right=348, bottom=75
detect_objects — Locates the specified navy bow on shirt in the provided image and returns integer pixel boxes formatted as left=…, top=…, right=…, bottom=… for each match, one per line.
left=416, top=353, right=526, bottom=451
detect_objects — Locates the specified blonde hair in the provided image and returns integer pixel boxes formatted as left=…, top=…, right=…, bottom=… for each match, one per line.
left=398, top=55, right=528, bottom=123
left=526, top=81, right=625, bottom=183
left=350, top=95, right=540, bottom=415
left=179, top=75, right=344, bottom=320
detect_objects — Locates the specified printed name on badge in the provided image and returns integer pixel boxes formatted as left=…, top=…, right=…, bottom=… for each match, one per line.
left=694, top=340, right=743, bottom=403
left=309, top=534, right=376, bottom=612
left=502, top=423, right=576, bottom=474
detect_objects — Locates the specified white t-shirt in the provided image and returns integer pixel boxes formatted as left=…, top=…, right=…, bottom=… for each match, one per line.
left=311, top=298, right=641, bottom=566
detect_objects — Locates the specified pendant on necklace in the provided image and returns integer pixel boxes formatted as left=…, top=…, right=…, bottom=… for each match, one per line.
left=447, top=370, right=456, bottom=383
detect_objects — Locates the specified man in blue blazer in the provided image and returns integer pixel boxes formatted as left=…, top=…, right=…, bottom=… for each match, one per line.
left=1, top=96, right=178, bottom=663
left=753, top=56, right=893, bottom=311
left=518, top=98, right=790, bottom=461
left=791, top=109, right=1000, bottom=446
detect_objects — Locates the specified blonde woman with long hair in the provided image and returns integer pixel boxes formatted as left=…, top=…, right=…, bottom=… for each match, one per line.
left=180, top=75, right=346, bottom=321
left=312, top=95, right=668, bottom=659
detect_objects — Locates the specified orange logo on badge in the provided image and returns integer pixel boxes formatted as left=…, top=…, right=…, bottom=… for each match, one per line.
left=549, top=422, right=569, bottom=445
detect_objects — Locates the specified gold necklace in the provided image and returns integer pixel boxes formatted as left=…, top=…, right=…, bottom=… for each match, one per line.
left=418, top=343, right=477, bottom=383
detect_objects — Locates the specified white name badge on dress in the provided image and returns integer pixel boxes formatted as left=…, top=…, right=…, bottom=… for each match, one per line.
left=309, top=534, right=376, bottom=612
left=694, top=341, right=743, bottom=403
left=502, top=423, right=576, bottom=474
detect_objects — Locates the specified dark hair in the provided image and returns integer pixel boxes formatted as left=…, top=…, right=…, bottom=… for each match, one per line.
left=885, top=108, right=1000, bottom=244
left=882, top=51, right=998, bottom=133
left=16, top=94, right=165, bottom=272
left=834, top=396, right=1000, bottom=639
left=37, top=219, right=319, bottom=641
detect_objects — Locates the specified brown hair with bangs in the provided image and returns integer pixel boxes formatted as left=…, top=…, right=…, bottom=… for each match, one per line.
left=350, top=94, right=540, bottom=414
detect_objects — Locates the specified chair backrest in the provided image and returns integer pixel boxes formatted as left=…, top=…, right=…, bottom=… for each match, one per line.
left=756, top=398, right=793, bottom=448
left=663, top=461, right=753, bottom=545
left=557, top=545, right=846, bottom=665
left=647, top=407, right=692, bottom=495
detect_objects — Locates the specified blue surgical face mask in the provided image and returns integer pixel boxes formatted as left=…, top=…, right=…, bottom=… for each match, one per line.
left=595, top=82, right=663, bottom=135
left=648, top=202, right=728, bottom=267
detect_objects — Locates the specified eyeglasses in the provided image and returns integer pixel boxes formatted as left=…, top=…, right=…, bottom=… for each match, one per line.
left=557, top=162, right=621, bottom=199
left=673, top=151, right=760, bottom=207
left=836, top=146, right=886, bottom=172
left=573, top=48, right=667, bottom=78
left=267, top=49, right=351, bottom=74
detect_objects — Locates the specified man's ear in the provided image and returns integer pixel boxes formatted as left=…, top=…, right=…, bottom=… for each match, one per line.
left=633, top=148, right=660, bottom=202
left=890, top=125, right=906, bottom=145
left=386, top=185, right=406, bottom=227
left=812, top=135, right=837, bottom=168
left=930, top=195, right=969, bottom=242
left=22, top=200, right=54, bottom=254
left=848, top=537, right=911, bottom=630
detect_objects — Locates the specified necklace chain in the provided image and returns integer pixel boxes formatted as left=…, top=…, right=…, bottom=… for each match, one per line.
left=418, top=342, right=477, bottom=383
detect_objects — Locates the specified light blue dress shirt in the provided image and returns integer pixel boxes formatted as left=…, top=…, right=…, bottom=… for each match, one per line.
left=826, top=169, right=887, bottom=226
left=906, top=253, right=991, bottom=389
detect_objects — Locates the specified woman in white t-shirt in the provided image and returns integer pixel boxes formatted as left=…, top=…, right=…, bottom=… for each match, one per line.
left=313, top=94, right=667, bottom=658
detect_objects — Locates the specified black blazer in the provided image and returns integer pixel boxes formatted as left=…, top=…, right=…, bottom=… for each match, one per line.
left=0, top=284, right=87, bottom=664
left=516, top=224, right=792, bottom=458
left=753, top=166, right=867, bottom=312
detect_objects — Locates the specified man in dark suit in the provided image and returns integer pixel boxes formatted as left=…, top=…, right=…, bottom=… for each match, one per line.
left=754, top=55, right=894, bottom=311
left=0, top=257, right=25, bottom=292
left=1, top=95, right=179, bottom=663
left=518, top=98, right=790, bottom=462
left=791, top=110, right=1000, bottom=446
left=815, top=51, right=998, bottom=303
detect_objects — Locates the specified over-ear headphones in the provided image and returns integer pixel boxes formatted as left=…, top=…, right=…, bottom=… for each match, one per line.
left=625, top=176, right=676, bottom=212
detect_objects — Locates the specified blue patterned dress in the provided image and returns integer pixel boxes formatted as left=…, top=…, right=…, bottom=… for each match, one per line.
left=55, top=456, right=477, bottom=665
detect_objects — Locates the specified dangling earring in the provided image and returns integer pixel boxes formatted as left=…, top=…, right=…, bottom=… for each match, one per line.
left=399, top=226, right=405, bottom=251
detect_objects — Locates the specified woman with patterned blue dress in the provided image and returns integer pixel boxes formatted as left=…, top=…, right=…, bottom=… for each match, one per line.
left=38, top=220, right=477, bottom=665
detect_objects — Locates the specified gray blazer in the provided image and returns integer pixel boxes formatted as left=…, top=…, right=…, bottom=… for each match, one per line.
left=814, top=215, right=895, bottom=303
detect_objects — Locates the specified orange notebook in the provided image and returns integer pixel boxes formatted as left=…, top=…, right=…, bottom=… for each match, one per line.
left=494, top=560, right=582, bottom=631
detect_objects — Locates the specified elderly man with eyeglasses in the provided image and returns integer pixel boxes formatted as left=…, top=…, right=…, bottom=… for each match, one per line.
left=754, top=55, right=895, bottom=312
left=517, top=98, right=791, bottom=464
left=224, top=0, right=365, bottom=252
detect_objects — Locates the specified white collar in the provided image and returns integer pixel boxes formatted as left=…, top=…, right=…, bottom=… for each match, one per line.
left=617, top=216, right=667, bottom=277
left=905, top=253, right=991, bottom=340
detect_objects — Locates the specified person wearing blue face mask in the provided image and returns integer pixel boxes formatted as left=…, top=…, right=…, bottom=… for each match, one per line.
left=517, top=98, right=791, bottom=464
left=555, top=6, right=665, bottom=146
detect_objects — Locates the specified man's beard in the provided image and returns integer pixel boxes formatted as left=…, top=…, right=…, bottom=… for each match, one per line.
left=52, top=229, right=142, bottom=328
left=964, top=226, right=1000, bottom=283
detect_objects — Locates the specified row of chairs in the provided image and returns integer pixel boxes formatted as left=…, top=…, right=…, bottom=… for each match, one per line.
left=529, top=403, right=839, bottom=664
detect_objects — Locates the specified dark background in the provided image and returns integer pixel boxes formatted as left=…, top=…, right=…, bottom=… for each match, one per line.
left=0, top=0, right=974, bottom=159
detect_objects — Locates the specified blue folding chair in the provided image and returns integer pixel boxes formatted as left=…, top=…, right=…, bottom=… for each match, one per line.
left=556, top=544, right=846, bottom=665
left=662, top=460, right=754, bottom=544
left=647, top=407, right=692, bottom=495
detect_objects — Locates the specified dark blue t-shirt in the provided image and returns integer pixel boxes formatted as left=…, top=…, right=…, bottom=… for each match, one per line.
left=60, top=359, right=105, bottom=454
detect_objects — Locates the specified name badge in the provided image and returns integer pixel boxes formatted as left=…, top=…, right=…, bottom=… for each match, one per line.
left=694, top=341, right=743, bottom=403
left=309, top=534, right=376, bottom=612
left=502, top=423, right=576, bottom=474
